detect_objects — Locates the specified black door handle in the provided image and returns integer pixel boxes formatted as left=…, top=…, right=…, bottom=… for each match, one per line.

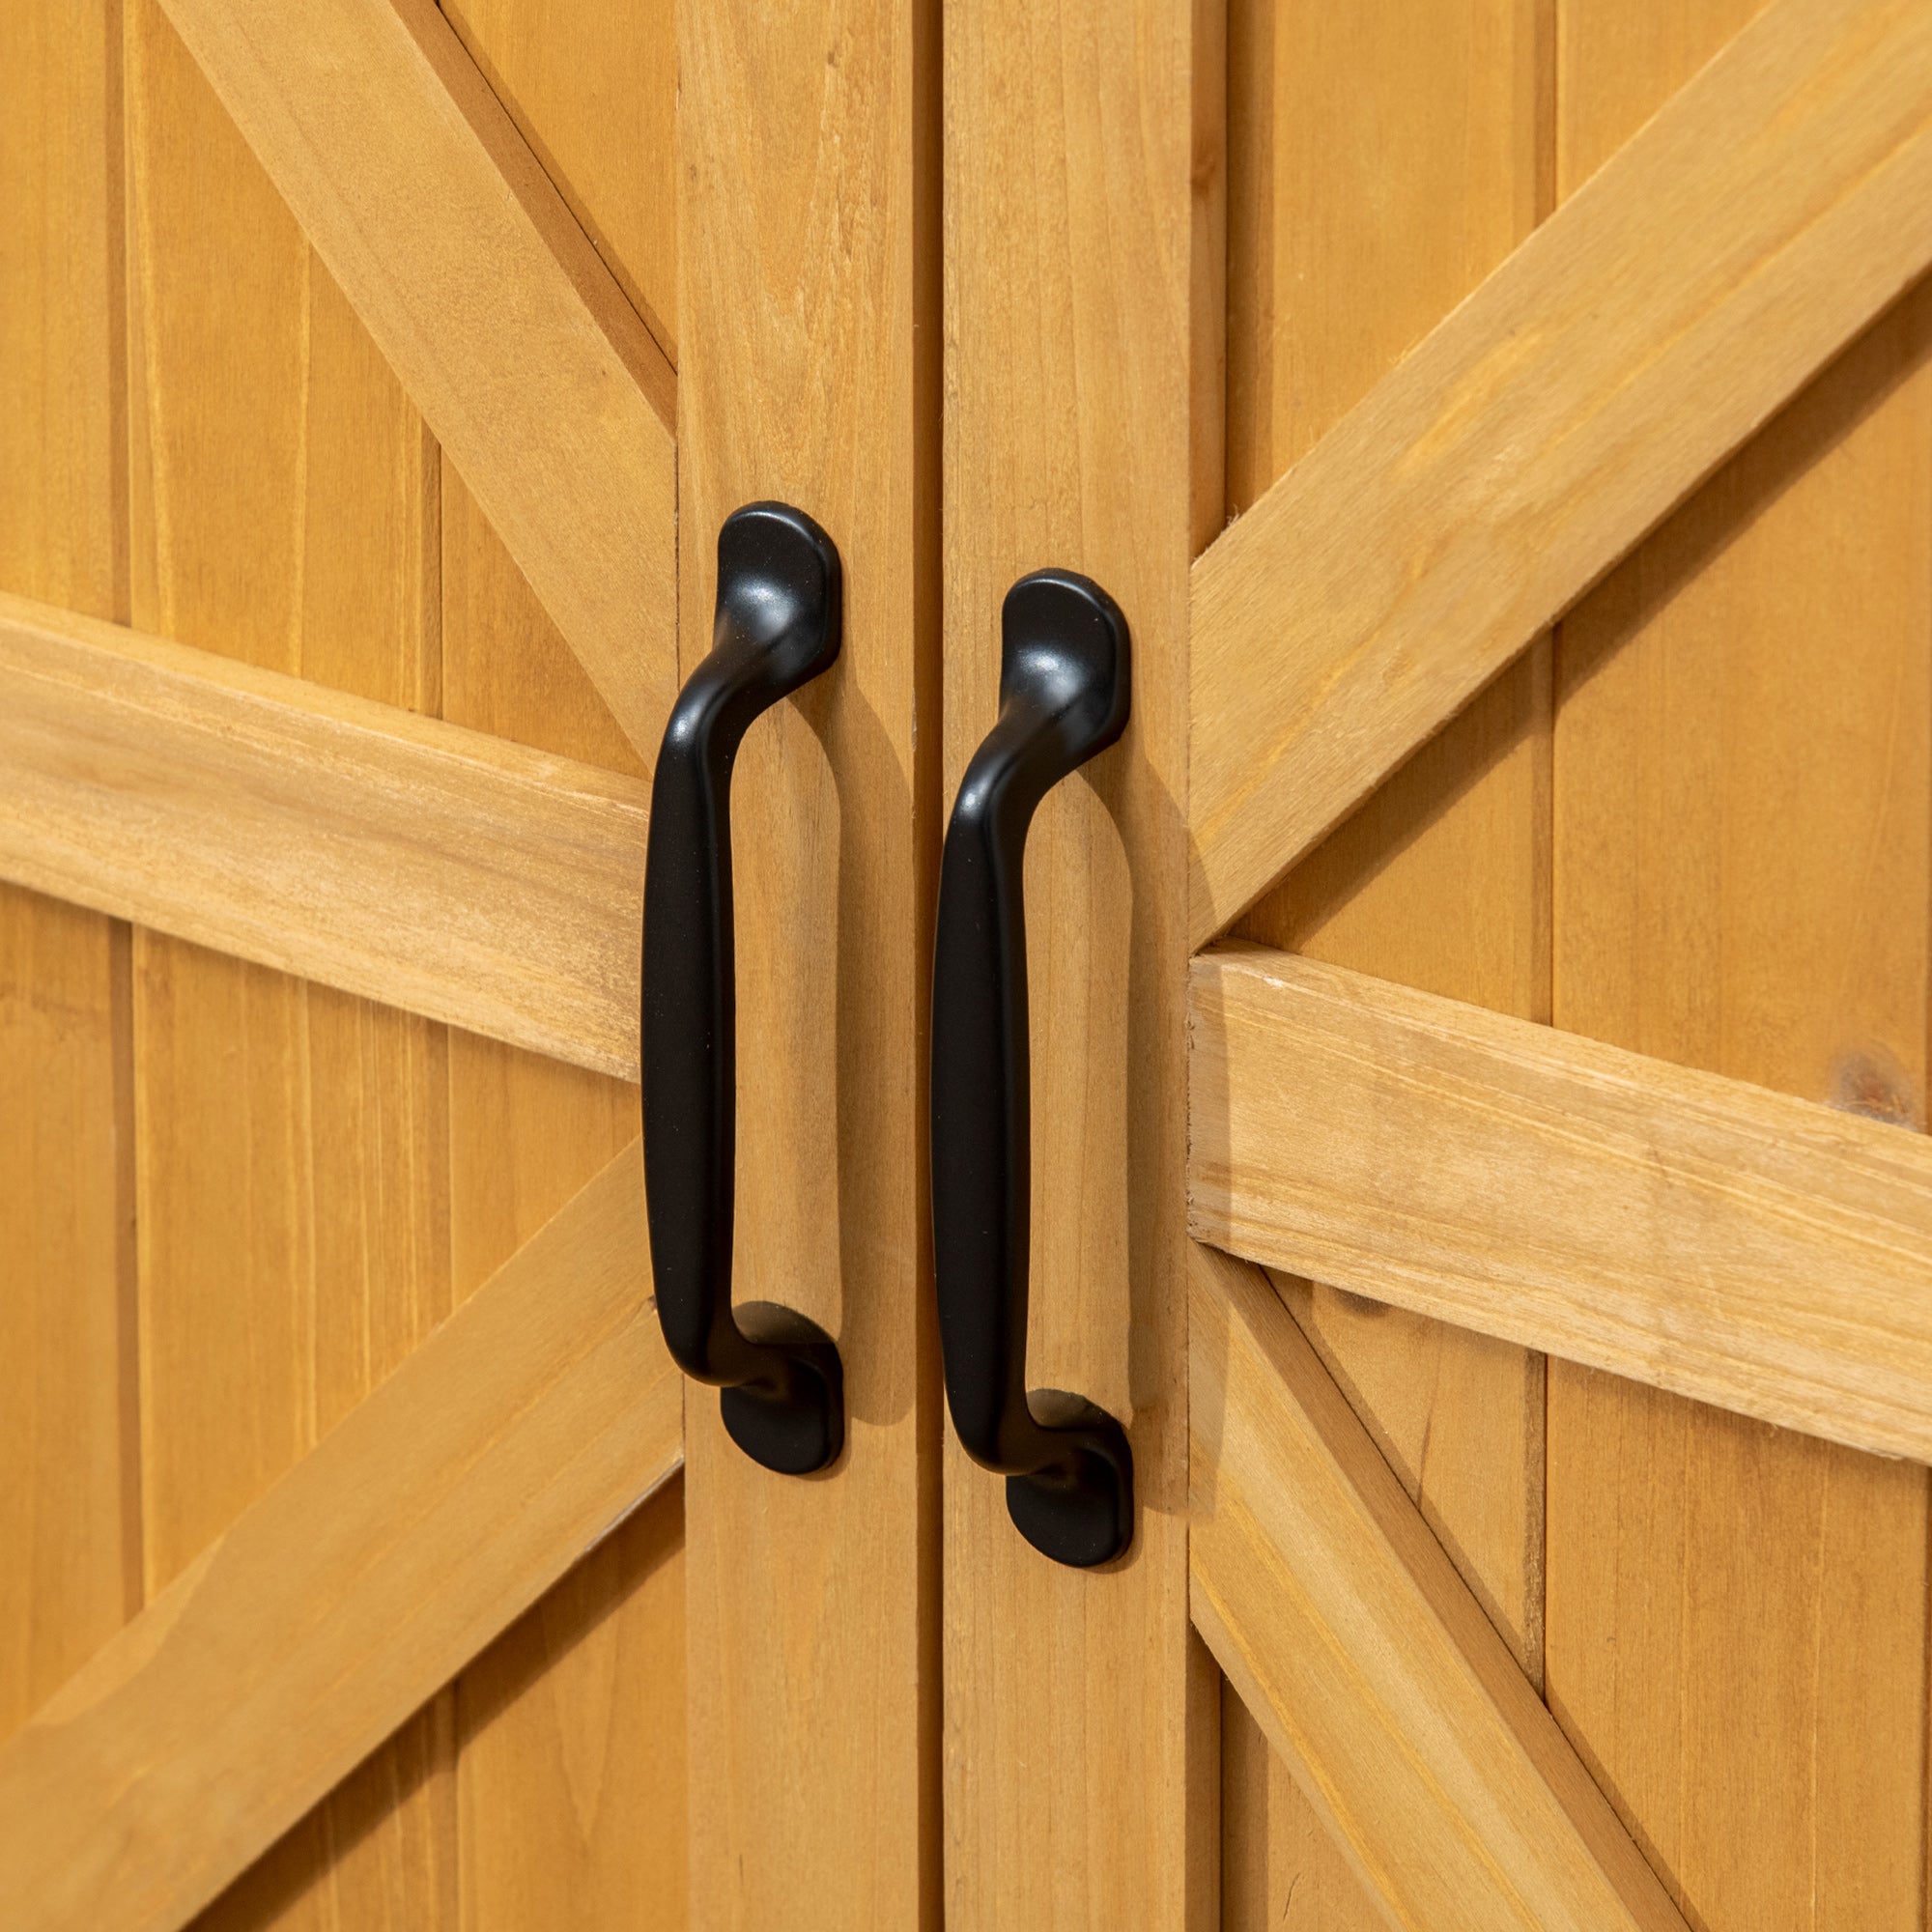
left=642, top=502, right=844, bottom=1475
left=930, top=570, right=1134, bottom=1568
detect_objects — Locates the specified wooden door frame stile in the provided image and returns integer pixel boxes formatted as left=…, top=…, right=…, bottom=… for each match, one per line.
left=3, top=0, right=1932, bottom=1922
left=672, top=0, right=941, bottom=1923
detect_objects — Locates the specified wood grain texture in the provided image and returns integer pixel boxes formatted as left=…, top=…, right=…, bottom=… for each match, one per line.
left=1219, top=1669, right=1365, bottom=1932
left=0, top=591, right=648, bottom=1078
left=152, top=0, right=677, bottom=759
left=0, top=1144, right=682, bottom=1932
left=440, top=440, right=684, bottom=1921
left=1544, top=3, right=1932, bottom=1918
left=123, top=15, right=459, bottom=1922
left=0, top=0, right=126, bottom=621
left=458, top=1480, right=687, bottom=1926
left=1190, top=1242, right=1687, bottom=1932
left=1220, top=9, right=1551, bottom=1911
left=1190, top=944, right=1932, bottom=1463
left=0, top=0, right=137, bottom=1743
left=1189, top=0, right=1932, bottom=944
left=943, top=1, right=1209, bottom=1923
left=676, top=0, right=940, bottom=1920
left=439, top=0, right=677, bottom=359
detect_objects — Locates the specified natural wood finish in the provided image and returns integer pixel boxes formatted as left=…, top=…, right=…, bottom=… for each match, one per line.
left=439, top=0, right=677, bottom=360
left=0, top=1143, right=682, bottom=1932
left=1190, top=1242, right=1687, bottom=1932
left=123, top=25, right=459, bottom=1922
left=1220, top=8, right=1552, bottom=1909
left=458, top=1481, right=688, bottom=1922
left=1544, top=5, right=1932, bottom=1917
left=676, top=0, right=940, bottom=1920
left=153, top=0, right=677, bottom=759
left=0, top=0, right=137, bottom=1742
left=1188, top=0, right=1932, bottom=944
left=1190, top=944, right=1932, bottom=1463
left=440, top=440, right=684, bottom=1919
left=943, top=0, right=1210, bottom=1923
left=1219, top=1670, right=1364, bottom=1931
left=0, top=0, right=125, bottom=621
left=0, top=893, right=135, bottom=1735
left=0, top=591, right=647, bottom=1078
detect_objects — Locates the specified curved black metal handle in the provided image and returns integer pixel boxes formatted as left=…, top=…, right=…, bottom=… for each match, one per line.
left=642, top=502, right=844, bottom=1475
left=930, top=569, right=1134, bottom=1568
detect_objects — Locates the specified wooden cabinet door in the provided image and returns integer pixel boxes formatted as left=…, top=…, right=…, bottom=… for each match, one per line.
left=946, top=0, right=1932, bottom=1928
left=0, top=0, right=935, bottom=1924
left=1185, top=0, right=1932, bottom=1926
left=10, top=0, right=1932, bottom=1927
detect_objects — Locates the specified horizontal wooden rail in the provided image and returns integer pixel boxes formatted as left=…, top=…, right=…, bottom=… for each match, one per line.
left=0, top=1143, right=679, bottom=1932
left=1190, top=1243, right=1687, bottom=1932
left=1188, top=0, right=1932, bottom=943
left=1189, top=945, right=1932, bottom=1462
left=156, top=0, right=677, bottom=758
left=0, top=593, right=643, bottom=1078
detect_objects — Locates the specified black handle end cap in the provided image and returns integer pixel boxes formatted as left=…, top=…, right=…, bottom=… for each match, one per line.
left=718, top=1302, right=845, bottom=1476
left=1004, top=1391, right=1134, bottom=1568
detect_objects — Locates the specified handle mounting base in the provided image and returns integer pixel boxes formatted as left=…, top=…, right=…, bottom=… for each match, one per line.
left=719, top=1303, right=844, bottom=1476
left=1004, top=1391, right=1134, bottom=1568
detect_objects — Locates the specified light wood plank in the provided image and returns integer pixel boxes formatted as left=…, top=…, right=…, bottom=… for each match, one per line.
left=441, top=429, right=684, bottom=1918
left=1544, top=4, right=1932, bottom=1915
left=123, top=18, right=460, bottom=1920
left=943, top=0, right=1214, bottom=1924
left=676, top=0, right=939, bottom=1920
left=1190, top=944, right=1932, bottom=1463
left=1188, top=0, right=1932, bottom=944
left=0, top=0, right=137, bottom=1742
left=439, top=0, right=676, bottom=361
left=0, top=591, right=646, bottom=1078
left=1190, top=1242, right=1686, bottom=1932
left=1221, top=7, right=1552, bottom=1911
left=152, top=0, right=677, bottom=759
left=0, top=1143, right=681, bottom=1932
left=457, top=1480, right=687, bottom=1923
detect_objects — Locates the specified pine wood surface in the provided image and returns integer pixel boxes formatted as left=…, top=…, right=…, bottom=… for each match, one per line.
left=0, top=891, right=135, bottom=1734
left=675, top=0, right=940, bottom=1920
left=1188, top=0, right=1932, bottom=946
left=942, top=1, right=1212, bottom=1923
left=152, top=0, right=677, bottom=760
left=439, top=373, right=685, bottom=1921
left=0, top=591, right=649, bottom=1078
left=0, top=1144, right=682, bottom=1932
left=6, top=3, right=692, bottom=1923
left=124, top=12, right=462, bottom=1920
left=1190, top=1244, right=1689, bottom=1932
left=0, top=0, right=137, bottom=1746
left=1191, top=944, right=1932, bottom=1462
left=1218, top=3, right=1549, bottom=1914
left=1543, top=3, right=1932, bottom=1918
left=438, top=0, right=677, bottom=360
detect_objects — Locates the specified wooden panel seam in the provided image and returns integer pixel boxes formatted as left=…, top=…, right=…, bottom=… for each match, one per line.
left=0, top=1142, right=679, bottom=1932
left=1190, top=1239, right=1686, bottom=1931
left=1188, top=0, right=1932, bottom=943
left=154, top=0, right=678, bottom=759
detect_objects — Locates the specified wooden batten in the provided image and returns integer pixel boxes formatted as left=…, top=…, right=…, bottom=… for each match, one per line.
left=0, top=1145, right=681, bottom=1932
left=1190, top=945, right=1932, bottom=1463
left=0, top=593, right=644, bottom=1078
left=1188, top=0, right=1932, bottom=943
left=155, top=0, right=679, bottom=760
left=1190, top=1242, right=1688, bottom=1932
